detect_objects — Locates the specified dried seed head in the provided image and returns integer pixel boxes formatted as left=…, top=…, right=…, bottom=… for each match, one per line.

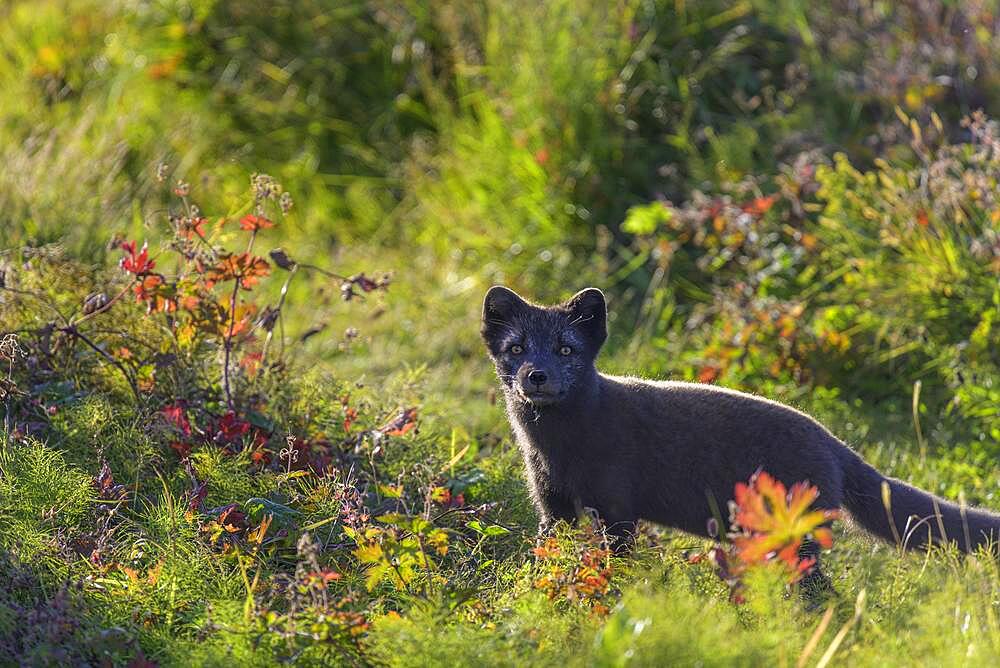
left=258, top=306, right=280, bottom=332
left=83, top=292, right=110, bottom=315
left=251, top=173, right=282, bottom=202
left=268, top=248, right=296, bottom=270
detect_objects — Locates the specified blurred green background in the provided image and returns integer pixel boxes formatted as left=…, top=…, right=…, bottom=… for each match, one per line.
left=3, top=0, right=997, bottom=453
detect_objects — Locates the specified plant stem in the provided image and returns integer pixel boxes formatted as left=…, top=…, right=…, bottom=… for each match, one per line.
left=222, top=277, right=240, bottom=410
left=59, top=324, right=140, bottom=401
left=261, top=265, right=298, bottom=365
left=299, top=263, right=348, bottom=281
left=223, top=229, right=258, bottom=410
left=71, top=282, right=133, bottom=327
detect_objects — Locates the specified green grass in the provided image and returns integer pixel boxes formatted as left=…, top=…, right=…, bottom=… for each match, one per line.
left=3, top=0, right=1000, bottom=665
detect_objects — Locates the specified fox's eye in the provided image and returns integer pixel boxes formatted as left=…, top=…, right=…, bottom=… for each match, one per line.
left=510, top=344, right=523, bottom=355
left=559, top=345, right=573, bottom=356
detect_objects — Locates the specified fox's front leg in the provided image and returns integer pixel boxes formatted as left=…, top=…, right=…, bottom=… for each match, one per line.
left=535, top=488, right=578, bottom=536
left=525, top=466, right=576, bottom=536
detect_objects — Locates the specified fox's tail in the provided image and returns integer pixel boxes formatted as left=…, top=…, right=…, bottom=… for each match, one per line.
left=837, top=447, right=1000, bottom=552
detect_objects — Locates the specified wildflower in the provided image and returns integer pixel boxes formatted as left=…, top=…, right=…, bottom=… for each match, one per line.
left=178, top=217, right=208, bottom=239
left=269, top=248, right=296, bottom=270
left=82, top=292, right=109, bottom=314
left=93, top=462, right=128, bottom=501
left=741, top=194, right=779, bottom=216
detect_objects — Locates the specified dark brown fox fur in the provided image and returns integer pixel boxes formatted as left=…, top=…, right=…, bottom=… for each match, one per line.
left=481, top=285, right=1000, bottom=557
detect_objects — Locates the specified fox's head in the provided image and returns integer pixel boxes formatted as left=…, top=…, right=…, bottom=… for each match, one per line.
left=481, top=286, right=607, bottom=407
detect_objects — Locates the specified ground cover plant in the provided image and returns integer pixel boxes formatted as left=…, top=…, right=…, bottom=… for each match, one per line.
left=3, top=0, right=1000, bottom=665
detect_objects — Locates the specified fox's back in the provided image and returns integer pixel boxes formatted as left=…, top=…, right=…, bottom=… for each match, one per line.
left=604, top=376, right=834, bottom=443
left=598, top=375, right=844, bottom=531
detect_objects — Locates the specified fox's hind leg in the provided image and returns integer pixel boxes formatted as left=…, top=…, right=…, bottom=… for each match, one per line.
left=797, top=538, right=834, bottom=604
left=586, top=499, right=637, bottom=555
left=605, top=518, right=639, bottom=555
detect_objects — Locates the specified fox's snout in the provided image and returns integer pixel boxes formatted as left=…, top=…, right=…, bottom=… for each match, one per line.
left=515, top=363, right=563, bottom=404
left=527, top=369, right=547, bottom=385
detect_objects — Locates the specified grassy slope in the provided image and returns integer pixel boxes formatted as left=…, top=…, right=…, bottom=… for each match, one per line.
left=3, top=0, right=1000, bottom=666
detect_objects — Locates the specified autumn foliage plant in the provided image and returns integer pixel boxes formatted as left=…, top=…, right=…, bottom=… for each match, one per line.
left=532, top=530, right=615, bottom=617
left=9, top=172, right=400, bottom=483
left=111, top=170, right=389, bottom=408
left=0, top=171, right=467, bottom=663
left=688, top=471, right=840, bottom=604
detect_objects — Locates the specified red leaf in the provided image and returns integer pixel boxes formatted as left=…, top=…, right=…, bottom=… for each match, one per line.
left=161, top=403, right=192, bottom=437
left=250, top=446, right=271, bottom=467
left=532, top=537, right=561, bottom=559
left=729, top=471, right=840, bottom=580
left=120, top=241, right=156, bottom=275
left=216, top=411, right=251, bottom=445
left=430, top=486, right=451, bottom=505
left=307, top=568, right=343, bottom=585
left=343, top=407, right=358, bottom=433
left=217, top=503, right=248, bottom=532
left=133, top=275, right=177, bottom=313
left=179, top=217, right=208, bottom=239
left=170, top=441, right=192, bottom=459
left=240, top=351, right=263, bottom=376
left=93, top=462, right=128, bottom=501
left=697, top=366, right=720, bottom=384
left=94, top=462, right=113, bottom=494
left=204, top=253, right=271, bottom=290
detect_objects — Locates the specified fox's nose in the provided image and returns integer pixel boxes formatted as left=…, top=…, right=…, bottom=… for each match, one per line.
left=528, top=369, right=548, bottom=386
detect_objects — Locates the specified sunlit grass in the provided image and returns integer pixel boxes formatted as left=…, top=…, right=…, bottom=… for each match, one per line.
left=3, top=0, right=1000, bottom=665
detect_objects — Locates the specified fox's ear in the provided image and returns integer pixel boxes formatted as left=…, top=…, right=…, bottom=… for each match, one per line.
left=482, top=286, right=527, bottom=345
left=564, top=288, right=607, bottom=349
left=483, top=286, right=528, bottom=321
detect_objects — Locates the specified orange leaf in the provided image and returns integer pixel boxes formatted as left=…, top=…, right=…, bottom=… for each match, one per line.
left=730, top=471, right=840, bottom=580
left=742, top=194, right=779, bottom=216
left=239, top=214, right=275, bottom=231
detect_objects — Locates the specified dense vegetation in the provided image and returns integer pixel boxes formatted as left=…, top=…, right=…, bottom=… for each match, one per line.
left=2, top=1, right=1000, bottom=665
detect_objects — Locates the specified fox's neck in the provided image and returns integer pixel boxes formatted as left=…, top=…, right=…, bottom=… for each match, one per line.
left=504, top=367, right=603, bottom=445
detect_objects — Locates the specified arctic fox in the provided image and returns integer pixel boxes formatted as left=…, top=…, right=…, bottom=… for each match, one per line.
left=481, top=285, right=1000, bottom=560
